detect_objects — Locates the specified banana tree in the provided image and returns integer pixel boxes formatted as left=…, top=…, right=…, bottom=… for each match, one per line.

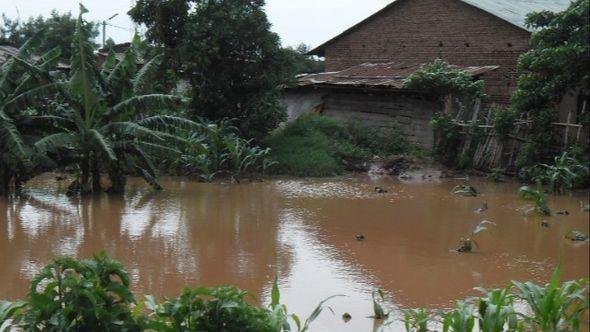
left=34, top=5, right=195, bottom=194
left=0, top=31, right=63, bottom=195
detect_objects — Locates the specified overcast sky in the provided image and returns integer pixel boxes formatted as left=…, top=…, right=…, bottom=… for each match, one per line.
left=0, top=0, right=392, bottom=48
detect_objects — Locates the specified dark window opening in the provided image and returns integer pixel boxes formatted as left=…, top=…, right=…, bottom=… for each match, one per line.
left=507, top=43, right=513, bottom=47
left=465, top=42, right=470, bottom=47
left=438, top=41, right=444, bottom=47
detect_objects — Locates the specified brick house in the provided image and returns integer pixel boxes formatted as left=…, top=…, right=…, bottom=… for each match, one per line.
left=309, top=0, right=571, bottom=105
left=282, top=0, right=572, bottom=147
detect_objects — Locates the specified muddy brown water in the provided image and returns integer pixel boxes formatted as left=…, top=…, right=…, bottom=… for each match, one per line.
left=0, top=173, right=588, bottom=331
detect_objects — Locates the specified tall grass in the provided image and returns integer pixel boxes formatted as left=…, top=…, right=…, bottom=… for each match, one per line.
left=264, top=115, right=413, bottom=177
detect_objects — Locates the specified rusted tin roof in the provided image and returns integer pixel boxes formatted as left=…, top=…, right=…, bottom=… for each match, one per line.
left=0, top=45, right=70, bottom=69
left=296, top=61, right=499, bottom=90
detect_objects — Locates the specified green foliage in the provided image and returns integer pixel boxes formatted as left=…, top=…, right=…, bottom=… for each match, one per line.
left=441, top=301, right=476, bottom=332
left=384, top=264, right=589, bottom=332
left=528, top=152, right=589, bottom=193
left=456, top=220, right=496, bottom=253
left=519, top=180, right=551, bottom=216
left=24, top=6, right=194, bottom=195
left=4, top=254, right=338, bottom=332
left=14, top=253, right=143, bottom=331
left=512, top=0, right=589, bottom=115
left=146, top=287, right=278, bottom=332
left=0, top=10, right=99, bottom=59
left=178, top=119, right=275, bottom=181
left=404, top=59, right=487, bottom=105
left=487, top=169, right=506, bottom=183
left=492, top=107, right=519, bottom=141
left=283, top=44, right=325, bottom=75
left=430, top=112, right=461, bottom=164
left=476, top=287, right=521, bottom=332
left=265, top=115, right=411, bottom=177
left=403, top=309, right=430, bottom=332
left=129, top=0, right=295, bottom=138
left=0, top=31, right=62, bottom=195
left=512, top=263, right=589, bottom=331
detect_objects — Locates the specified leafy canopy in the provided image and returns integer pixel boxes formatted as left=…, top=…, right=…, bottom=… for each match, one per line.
left=129, top=0, right=296, bottom=138
left=0, top=10, right=99, bottom=60
left=512, top=0, right=589, bottom=115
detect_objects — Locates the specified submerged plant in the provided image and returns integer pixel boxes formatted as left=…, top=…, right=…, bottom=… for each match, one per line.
left=403, top=308, right=430, bottom=332
left=512, top=263, right=589, bottom=331
left=453, top=184, right=479, bottom=197
left=456, top=220, right=496, bottom=253
left=476, top=287, right=522, bottom=332
left=441, top=301, right=476, bottom=332
left=519, top=179, right=551, bottom=216
left=371, top=289, right=390, bottom=320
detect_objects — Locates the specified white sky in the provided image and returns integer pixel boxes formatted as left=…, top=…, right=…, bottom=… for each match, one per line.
left=0, top=0, right=392, bottom=48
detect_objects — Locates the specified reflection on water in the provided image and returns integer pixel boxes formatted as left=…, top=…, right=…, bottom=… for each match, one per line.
left=0, top=174, right=588, bottom=331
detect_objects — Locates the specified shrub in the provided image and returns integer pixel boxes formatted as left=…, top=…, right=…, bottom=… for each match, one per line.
left=20, top=253, right=143, bottom=331
left=492, top=107, right=519, bottom=141
left=264, top=115, right=412, bottom=176
left=430, top=112, right=462, bottom=165
left=145, top=287, right=279, bottom=332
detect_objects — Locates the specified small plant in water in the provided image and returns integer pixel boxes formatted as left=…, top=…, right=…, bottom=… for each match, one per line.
left=487, top=168, right=506, bottom=182
left=456, top=220, right=496, bottom=253
left=519, top=179, right=551, bottom=216
left=403, top=308, right=430, bottom=332
left=371, top=289, right=390, bottom=320
left=512, top=263, right=589, bottom=332
left=453, top=184, right=479, bottom=197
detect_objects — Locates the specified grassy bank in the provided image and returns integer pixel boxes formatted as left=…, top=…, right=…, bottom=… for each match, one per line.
left=264, top=115, right=418, bottom=177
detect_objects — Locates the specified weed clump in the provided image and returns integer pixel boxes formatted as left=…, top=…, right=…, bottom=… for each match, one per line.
left=264, top=115, right=413, bottom=176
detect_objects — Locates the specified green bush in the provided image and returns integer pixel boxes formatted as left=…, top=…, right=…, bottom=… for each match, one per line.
left=19, top=253, right=143, bottom=331
left=1, top=255, right=334, bottom=332
left=145, top=287, right=279, bottom=332
left=264, top=115, right=411, bottom=176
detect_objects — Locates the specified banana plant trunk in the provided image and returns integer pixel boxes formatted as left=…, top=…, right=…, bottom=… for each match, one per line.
left=108, top=166, right=126, bottom=194
left=91, top=157, right=101, bottom=192
left=0, top=168, right=9, bottom=196
left=80, top=155, right=92, bottom=194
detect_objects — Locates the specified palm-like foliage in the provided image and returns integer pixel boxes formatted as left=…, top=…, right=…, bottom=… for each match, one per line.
left=34, top=5, right=192, bottom=194
left=0, top=31, right=63, bottom=195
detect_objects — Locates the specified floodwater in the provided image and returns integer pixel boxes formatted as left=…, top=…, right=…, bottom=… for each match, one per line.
left=0, top=173, right=588, bottom=331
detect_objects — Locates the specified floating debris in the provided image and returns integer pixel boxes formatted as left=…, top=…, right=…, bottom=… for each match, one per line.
left=453, top=184, right=479, bottom=197
left=475, top=202, right=489, bottom=214
left=342, top=312, right=352, bottom=322
left=541, top=221, right=550, bottom=228
left=374, top=186, right=388, bottom=194
left=555, top=210, right=570, bottom=216
left=356, top=234, right=366, bottom=241
left=565, top=230, right=589, bottom=242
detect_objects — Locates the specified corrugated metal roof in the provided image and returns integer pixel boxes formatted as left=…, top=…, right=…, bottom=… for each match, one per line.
left=296, top=61, right=499, bottom=90
left=310, top=0, right=572, bottom=55
left=461, top=0, right=572, bottom=31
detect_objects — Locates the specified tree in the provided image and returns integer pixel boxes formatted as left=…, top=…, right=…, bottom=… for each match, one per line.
left=129, top=0, right=296, bottom=139
left=511, top=0, right=589, bottom=167
left=33, top=5, right=195, bottom=195
left=283, top=44, right=325, bottom=75
left=0, top=10, right=99, bottom=60
left=0, top=32, right=63, bottom=195
left=513, top=0, right=589, bottom=113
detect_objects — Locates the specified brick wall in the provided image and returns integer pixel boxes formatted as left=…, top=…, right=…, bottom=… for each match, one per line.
left=321, top=0, right=532, bottom=105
